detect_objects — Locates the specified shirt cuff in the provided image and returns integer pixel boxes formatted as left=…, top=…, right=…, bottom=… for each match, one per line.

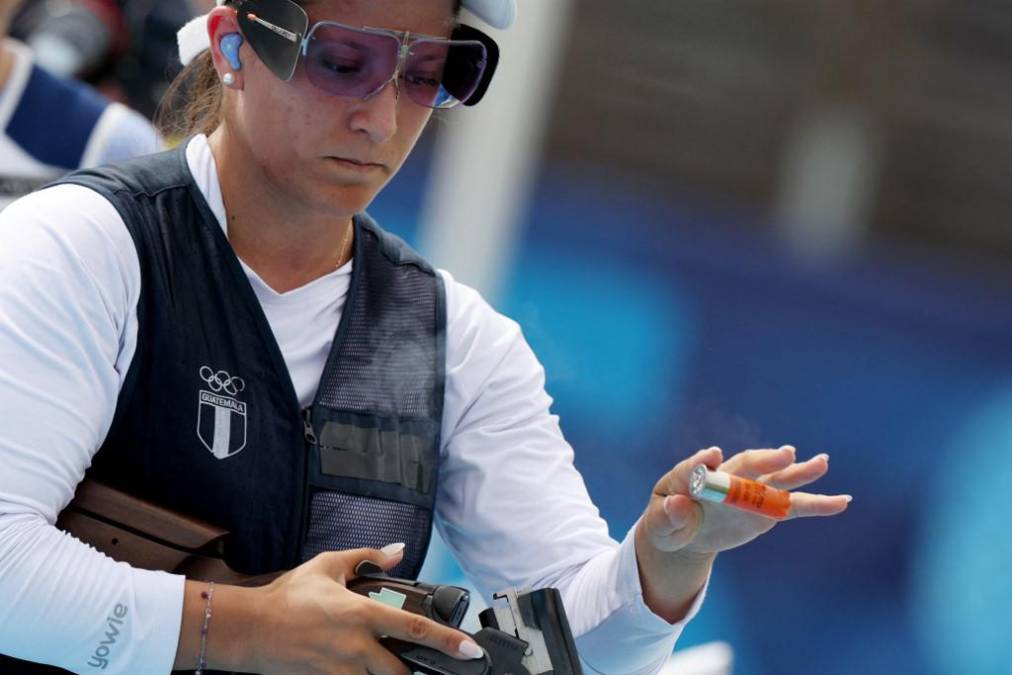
left=618, top=518, right=709, bottom=630
left=117, top=569, right=186, bottom=675
left=575, top=520, right=710, bottom=674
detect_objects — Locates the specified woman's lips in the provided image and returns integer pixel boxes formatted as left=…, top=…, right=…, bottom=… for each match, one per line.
left=328, top=156, right=384, bottom=172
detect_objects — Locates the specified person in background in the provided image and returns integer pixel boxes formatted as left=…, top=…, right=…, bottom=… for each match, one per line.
left=9, top=0, right=202, bottom=116
left=0, top=0, right=161, bottom=210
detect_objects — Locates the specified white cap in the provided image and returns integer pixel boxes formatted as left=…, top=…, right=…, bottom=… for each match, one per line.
left=178, top=0, right=516, bottom=68
left=463, top=0, right=517, bottom=30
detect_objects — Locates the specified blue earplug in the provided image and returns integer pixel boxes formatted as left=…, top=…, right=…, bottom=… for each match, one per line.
left=220, top=33, right=244, bottom=71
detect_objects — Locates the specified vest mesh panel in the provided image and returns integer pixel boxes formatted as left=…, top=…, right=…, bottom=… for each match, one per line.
left=317, top=226, right=440, bottom=418
left=301, top=492, right=431, bottom=576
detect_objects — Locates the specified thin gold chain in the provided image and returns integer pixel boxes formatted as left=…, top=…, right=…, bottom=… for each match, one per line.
left=336, top=222, right=354, bottom=268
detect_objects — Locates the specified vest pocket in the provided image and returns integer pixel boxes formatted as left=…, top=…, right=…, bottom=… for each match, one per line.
left=317, top=421, right=432, bottom=492
left=301, top=410, right=440, bottom=579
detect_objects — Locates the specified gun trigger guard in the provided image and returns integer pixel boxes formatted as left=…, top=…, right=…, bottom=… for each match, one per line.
left=473, top=628, right=531, bottom=675
left=354, top=560, right=387, bottom=577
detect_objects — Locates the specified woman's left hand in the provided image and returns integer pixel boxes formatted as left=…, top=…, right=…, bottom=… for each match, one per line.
left=633, top=445, right=851, bottom=622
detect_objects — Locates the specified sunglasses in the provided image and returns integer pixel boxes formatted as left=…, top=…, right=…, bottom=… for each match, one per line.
left=228, top=0, right=500, bottom=109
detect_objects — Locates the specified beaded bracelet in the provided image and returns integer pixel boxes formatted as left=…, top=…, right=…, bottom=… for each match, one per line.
left=195, top=581, right=215, bottom=675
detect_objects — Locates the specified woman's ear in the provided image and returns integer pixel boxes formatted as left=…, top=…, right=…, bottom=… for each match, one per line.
left=208, top=7, right=245, bottom=90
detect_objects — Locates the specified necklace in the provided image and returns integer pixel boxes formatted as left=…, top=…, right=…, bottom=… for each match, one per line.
left=336, top=222, right=354, bottom=268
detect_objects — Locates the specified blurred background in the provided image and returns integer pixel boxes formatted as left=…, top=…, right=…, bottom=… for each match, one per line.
left=3, top=1, right=1011, bottom=673
left=4, top=0, right=207, bottom=115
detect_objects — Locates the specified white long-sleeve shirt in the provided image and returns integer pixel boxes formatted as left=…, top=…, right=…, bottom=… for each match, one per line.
left=0, top=135, right=706, bottom=674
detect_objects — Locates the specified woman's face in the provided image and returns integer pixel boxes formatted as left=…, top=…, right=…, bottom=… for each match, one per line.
left=222, top=0, right=457, bottom=217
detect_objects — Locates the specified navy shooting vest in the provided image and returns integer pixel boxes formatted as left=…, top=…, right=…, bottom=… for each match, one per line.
left=0, top=142, right=446, bottom=673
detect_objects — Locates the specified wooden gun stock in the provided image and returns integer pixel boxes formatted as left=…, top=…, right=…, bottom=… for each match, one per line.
left=56, top=479, right=280, bottom=586
left=56, top=480, right=472, bottom=626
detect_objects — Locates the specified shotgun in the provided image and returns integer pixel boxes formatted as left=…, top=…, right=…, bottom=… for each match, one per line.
left=57, top=479, right=584, bottom=675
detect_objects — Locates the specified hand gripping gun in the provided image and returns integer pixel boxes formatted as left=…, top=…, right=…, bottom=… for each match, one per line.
left=57, top=480, right=584, bottom=675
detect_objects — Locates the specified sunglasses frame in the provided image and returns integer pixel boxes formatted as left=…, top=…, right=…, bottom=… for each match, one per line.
left=227, top=0, right=500, bottom=108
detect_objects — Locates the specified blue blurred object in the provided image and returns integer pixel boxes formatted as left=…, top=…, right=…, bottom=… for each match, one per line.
left=913, top=389, right=1012, bottom=675
left=6, top=62, right=107, bottom=169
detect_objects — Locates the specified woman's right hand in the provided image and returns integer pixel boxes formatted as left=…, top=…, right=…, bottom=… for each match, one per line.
left=243, top=545, right=484, bottom=675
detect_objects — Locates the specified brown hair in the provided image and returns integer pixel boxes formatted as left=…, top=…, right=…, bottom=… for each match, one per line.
left=155, top=0, right=465, bottom=141
left=155, top=52, right=222, bottom=141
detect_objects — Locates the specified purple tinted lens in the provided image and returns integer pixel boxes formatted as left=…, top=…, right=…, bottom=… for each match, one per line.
left=304, top=24, right=399, bottom=98
left=401, top=40, right=451, bottom=107
left=404, top=39, right=487, bottom=108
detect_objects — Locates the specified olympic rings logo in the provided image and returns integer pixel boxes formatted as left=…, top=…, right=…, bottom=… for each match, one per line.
left=199, top=366, right=246, bottom=397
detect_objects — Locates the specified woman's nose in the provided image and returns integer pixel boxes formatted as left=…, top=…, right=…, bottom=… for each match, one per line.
left=349, top=78, right=400, bottom=144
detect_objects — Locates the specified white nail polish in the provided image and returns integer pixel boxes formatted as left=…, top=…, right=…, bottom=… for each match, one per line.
left=381, top=542, right=405, bottom=557
left=458, top=639, right=484, bottom=660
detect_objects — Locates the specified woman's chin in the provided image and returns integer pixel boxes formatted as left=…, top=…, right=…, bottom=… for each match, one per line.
left=305, top=181, right=381, bottom=216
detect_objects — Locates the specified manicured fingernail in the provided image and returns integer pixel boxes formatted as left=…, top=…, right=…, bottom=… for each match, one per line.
left=782, top=445, right=796, bottom=455
left=816, top=453, right=830, bottom=463
left=381, top=542, right=405, bottom=557
left=843, top=495, right=853, bottom=503
left=458, top=639, right=484, bottom=660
